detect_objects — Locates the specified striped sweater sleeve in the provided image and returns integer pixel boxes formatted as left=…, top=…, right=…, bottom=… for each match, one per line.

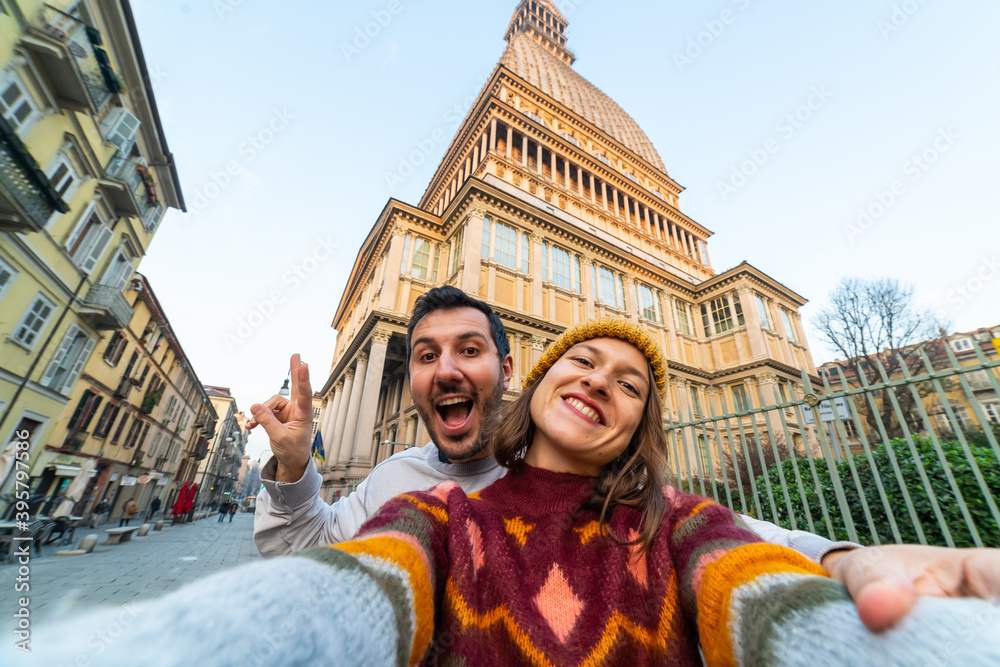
left=665, top=486, right=844, bottom=666
left=295, top=481, right=458, bottom=666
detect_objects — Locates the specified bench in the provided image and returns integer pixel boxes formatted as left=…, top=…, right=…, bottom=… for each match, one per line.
left=104, top=527, right=139, bottom=545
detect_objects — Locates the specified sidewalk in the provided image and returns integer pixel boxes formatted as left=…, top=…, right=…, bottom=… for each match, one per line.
left=0, top=511, right=260, bottom=630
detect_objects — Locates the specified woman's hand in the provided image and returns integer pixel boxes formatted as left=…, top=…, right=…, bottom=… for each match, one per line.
left=247, top=354, right=314, bottom=483
left=823, top=544, right=1000, bottom=632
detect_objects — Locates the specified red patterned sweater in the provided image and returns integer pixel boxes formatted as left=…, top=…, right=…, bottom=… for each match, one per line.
left=299, top=463, right=837, bottom=666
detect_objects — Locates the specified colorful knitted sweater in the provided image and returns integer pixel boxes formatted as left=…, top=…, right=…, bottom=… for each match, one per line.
left=297, top=463, right=837, bottom=666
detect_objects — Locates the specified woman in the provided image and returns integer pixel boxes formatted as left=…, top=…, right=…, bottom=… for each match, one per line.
left=16, top=320, right=1000, bottom=666
left=120, top=498, right=138, bottom=527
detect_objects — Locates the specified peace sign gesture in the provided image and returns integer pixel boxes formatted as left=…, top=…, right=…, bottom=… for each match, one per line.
left=247, top=354, right=315, bottom=483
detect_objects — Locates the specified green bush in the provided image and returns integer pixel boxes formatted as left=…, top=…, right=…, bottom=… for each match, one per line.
left=755, top=432, right=1000, bottom=547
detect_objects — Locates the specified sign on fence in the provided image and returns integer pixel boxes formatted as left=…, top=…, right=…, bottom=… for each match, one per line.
left=801, top=396, right=851, bottom=424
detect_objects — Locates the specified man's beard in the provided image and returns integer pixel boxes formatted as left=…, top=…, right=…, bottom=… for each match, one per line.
left=415, top=374, right=505, bottom=463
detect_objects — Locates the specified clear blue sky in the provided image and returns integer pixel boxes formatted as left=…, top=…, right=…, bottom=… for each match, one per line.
left=131, top=0, right=1000, bottom=461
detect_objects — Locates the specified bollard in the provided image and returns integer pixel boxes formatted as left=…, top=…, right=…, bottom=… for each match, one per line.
left=137, top=524, right=151, bottom=537
left=154, top=520, right=164, bottom=531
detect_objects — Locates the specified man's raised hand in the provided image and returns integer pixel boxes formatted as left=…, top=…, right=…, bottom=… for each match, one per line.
left=248, top=354, right=314, bottom=483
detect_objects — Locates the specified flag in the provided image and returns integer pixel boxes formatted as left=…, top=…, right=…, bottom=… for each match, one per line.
left=311, top=431, right=326, bottom=465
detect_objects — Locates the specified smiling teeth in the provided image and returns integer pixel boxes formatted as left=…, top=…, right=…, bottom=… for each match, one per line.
left=565, top=397, right=600, bottom=423
left=438, top=397, right=470, bottom=406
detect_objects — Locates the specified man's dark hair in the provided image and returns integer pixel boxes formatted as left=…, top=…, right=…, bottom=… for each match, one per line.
left=405, top=286, right=509, bottom=373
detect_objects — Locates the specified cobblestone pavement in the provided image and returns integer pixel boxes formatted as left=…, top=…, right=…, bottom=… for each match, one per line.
left=0, top=511, right=260, bottom=631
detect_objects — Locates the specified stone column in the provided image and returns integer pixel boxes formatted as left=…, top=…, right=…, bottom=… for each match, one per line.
left=530, top=233, right=544, bottom=316
left=379, top=228, right=407, bottom=312
left=613, top=189, right=620, bottom=218
left=505, top=125, right=513, bottom=159
left=581, top=257, right=595, bottom=319
left=521, top=134, right=528, bottom=166
left=321, top=381, right=343, bottom=445
left=623, top=276, right=638, bottom=322
left=511, top=333, right=522, bottom=388
left=349, top=331, right=390, bottom=466
left=737, top=286, right=766, bottom=360
left=489, top=118, right=497, bottom=152
left=536, top=143, right=543, bottom=174
left=530, top=335, right=548, bottom=369
left=589, top=173, right=596, bottom=203
left=550, top=151, right=557, bottom=181
left=462, top=206, right=486, bottom=295
left=331, top=369, right=354, bottom=465
left=338, top=353, right=368, bottom=463
left=623, top=193, right=631, bottom=226
left=600, top=181, right=608, bottom=210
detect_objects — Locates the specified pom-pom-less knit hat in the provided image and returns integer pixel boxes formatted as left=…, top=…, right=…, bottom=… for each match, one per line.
left=523, top=318, right=668, bottom=397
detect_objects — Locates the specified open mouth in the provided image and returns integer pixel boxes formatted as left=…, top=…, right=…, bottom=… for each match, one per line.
left=563, top=396, right=603, bottom=425
left=435, top=396, right=474, bottom=433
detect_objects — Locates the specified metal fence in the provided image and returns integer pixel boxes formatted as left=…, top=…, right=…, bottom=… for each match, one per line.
left=666, top=342, right=1000, bottom=548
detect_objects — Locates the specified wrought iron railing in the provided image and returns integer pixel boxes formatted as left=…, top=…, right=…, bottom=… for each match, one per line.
left=81, top=283, right=133, bottom=329
left=0, top=121, right=65, bottom=227
left=36, top=5, right=117, bottom=110
left=667, top=341, right=1000, bottom=549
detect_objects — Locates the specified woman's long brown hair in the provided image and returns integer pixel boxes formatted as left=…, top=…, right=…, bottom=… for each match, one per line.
left=491, top=366, right=668, bottom=553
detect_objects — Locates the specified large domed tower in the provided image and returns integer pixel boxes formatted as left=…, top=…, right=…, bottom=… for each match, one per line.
left=318, top=1, right=817, bottom=499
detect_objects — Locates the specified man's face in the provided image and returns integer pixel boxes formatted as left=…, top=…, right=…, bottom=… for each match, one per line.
left=408, top=307, right=513, bottom=462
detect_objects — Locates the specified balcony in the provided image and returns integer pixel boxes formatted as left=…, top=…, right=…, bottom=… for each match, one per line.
left=25, top=5, right=120, bottom=113
left=0, top=119, right=69, bottom=232
left=193, top=437, right=210, bottom=461
left=100, top=157, right=143, bottom=217
left=78, top=283, right=133, bottom=330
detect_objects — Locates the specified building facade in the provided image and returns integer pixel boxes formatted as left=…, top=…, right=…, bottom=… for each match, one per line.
left=315, top=1, right=819, bottom=500
left=195, top=386, right=247, bottom=510
left=0, top=0, right=184, bottom=508
left=21, top=273, right=216, bottom=521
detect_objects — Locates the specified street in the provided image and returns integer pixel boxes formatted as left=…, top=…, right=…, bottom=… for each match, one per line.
left=0, top=511, right=259, bottom=633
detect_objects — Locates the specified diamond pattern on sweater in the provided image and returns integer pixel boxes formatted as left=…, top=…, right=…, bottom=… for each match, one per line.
left=534, top=564, right=584, bottom=644
left=503, top=516, right=535, bottom=547
left=573, top=521, right=601, bottom=545
left=627, top=528, right=648, bottom=588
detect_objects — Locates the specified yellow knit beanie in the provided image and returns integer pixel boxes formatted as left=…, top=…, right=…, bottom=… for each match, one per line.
left=523, top=318, right=668, bottom=397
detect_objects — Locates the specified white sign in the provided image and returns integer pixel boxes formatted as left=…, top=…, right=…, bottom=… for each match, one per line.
left=801, top=397, right=851, bottom=424
left=121, top=475, right=138, bottom=486
left=109, top=473, right=118, bottom=482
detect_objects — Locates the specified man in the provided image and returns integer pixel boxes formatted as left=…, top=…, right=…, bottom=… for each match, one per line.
left=149, top=496, right=161, bottom=519
left=251, top=286, right=1000, bottom=631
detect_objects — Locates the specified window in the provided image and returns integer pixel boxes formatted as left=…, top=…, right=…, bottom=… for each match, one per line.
left=103, top=107, right=141, bottom=176
left=700, top=303, right=712, bottom=337
left=636, top=284, right=663, bottom=323
left=777, top=381, right=789, bottom=404
left=493, top=220, right=518, bottom=269
left=781, top=309, right=799, bottom=343
left=94, top=402, right=121, bottom=439
left=99, top=243, right=137, bottom=290
left=523, top=110, right=546, bottom=127
left=148, top=433, right=163, bottom=461
left=12, top=293, right=55, bottom=348
left=674, top=300, right=692, bottom=336
left=733, top=295, right=744, bottom=327
left=594, top=152, right=611, bottom=166
left=143, top=203, right=165, bottom=233
left=0, top=256, right=17, bottom=303
left=698, top=435, right=711, bottom=475
left=755, top=294, right=772, bottom=330
left=122, top=418, right=143, bottom=448
left=951, top=338, right=974, bottom=352
left=411, top=237, right=430, bottom=281
left=450, top=226, right=464, bottom=275
left=66, top=390, right=103, bottom=432
left=593, top=265, right=624, bottom=309
left=0, top=72, right=42, bottom=137
left=548, top=244, right=573, bottom=290
left=137, top=363, right=150, bottom=388
left=111, top=413, right=129, bottom=444
left=689, top=386, right=703, bottom=416
left=560, top=132, right=580, bottom=147
left=731, top=384, right=751, bottom=412
left=46, top=153, right=81, bottom=205
left=40, top=324, right=95, bottom=394
left=400, top=233, right=410, bottom=273
left=64, top=206, right=113, bottom=272
left=709, top=297, right=734, bottom=334
left=481, top=218, right=490, bottom=258
left=985, top=403, right=1000, bottom=424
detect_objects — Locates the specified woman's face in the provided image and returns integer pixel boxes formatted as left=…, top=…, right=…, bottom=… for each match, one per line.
left=525, top=337, right=650, bottom=476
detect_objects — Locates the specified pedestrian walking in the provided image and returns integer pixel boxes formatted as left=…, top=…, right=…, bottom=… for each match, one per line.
left=218, top=500, right=229, bottom=523
left=120, top=499, right=138, bottom=527
left=228, top=502, right=237, bottom=522
left=149, top=496, right=161, bottom=520
left=93, top=498, right=110, bottom=527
